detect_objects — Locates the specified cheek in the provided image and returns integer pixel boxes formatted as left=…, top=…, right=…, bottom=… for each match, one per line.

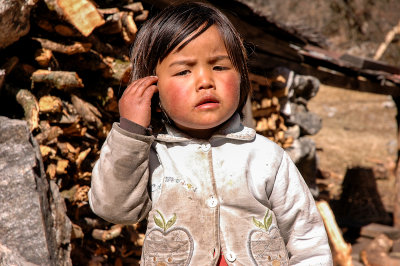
left=222, top=73, right=241, bottom=101
left=158, top=80, right=187, bottom=110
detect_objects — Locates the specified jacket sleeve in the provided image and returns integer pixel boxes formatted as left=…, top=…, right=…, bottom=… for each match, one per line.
left=270, top=151, right=333, bottom=265
left=88, top=122, right=154, bottom=224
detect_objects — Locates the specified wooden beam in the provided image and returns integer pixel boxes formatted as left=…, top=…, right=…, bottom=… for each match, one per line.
left=248, top=52, right=400, bottom=97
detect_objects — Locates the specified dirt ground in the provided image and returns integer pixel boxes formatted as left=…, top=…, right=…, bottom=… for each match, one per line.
left=307, top=84, right=398, bottom=212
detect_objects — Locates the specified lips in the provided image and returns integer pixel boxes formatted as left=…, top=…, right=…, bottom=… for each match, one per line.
left=195, top=94, right=220, bottom=109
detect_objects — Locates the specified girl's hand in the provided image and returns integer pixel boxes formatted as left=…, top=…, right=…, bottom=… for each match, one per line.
left=119, top=76, right=158, bottom=128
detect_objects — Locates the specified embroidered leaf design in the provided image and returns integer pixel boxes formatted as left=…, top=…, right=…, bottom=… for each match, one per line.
left=265, top=213, right=272, bottom=230
left=154, top=215, right=164, bottom=230
left=165, top=213, right=177, bottom=231
left=263, top=210, right=269, bottom=229
left=253, top=217, right=264, bottom=229
left=253, top=210, right=273, bottom=231
left=154, top=210, right=166, bottom=231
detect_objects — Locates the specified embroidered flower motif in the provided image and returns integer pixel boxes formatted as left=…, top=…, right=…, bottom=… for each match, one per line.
left=248, top=210, right=289, bottom=266
left=144, top=210, right=194, bottom=266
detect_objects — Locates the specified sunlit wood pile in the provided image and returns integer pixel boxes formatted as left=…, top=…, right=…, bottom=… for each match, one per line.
left=0, top=0, right=300, bottom=264
left=249, top=73, right=294, bottom=149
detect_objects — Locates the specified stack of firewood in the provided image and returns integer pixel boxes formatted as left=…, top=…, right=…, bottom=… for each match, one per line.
left=0, top=0, right=297, bottom=264
left=0, top=0, right=151, bottom=264
left=249, top=73, right=294, bottom=148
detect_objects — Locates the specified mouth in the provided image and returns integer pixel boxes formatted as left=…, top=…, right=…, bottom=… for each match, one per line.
left=195, top=95, right=220, bottom=109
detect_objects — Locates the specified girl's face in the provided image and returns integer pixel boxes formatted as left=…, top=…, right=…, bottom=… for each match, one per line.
left=155, top=25, right=241, bottom=139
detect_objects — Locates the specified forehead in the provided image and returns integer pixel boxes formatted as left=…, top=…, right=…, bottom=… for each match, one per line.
left=171, top=25, right=228, bottom=55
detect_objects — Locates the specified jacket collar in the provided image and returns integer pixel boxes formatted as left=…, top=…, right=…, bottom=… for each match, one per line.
left=155, top=113, right=256, bottom=143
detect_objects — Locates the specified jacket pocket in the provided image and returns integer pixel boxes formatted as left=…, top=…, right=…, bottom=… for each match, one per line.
left=248, top=226, right=289, bottom=266
left=143, top=227, right=194, bottom=266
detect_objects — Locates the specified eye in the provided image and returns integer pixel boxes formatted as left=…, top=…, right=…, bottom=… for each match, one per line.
left=213, top=66, right=229, bottom=71
left=174, top=70, right=190, bottom=76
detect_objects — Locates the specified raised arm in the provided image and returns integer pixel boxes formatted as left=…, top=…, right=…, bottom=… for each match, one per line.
left=89, top=76, right=158, bottom=224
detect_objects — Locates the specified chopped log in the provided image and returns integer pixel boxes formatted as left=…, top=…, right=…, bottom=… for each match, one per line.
left=56, top=159, right=69, bottom=175
left=16, top=89, right=39, bottom=132
left=71, top=223, right=84, bottom=239
left=253, top=107, right=276, bottom=118
left=62, top=122, right=87, bottom=137
left=71, top=94, right=102, bottom=129
left=54, top=24, right=80, bottom=37
left=104, top=87, right=119, bottom=113
left=97, top=8, right=120, bottom=15
left=35, top=48, right=53, bottom=67
left=39, top=95, right=63, bottom=113
left=40, top=145, right=57, bottom=158
left=86, top=34, right=115, bottom=55
left=360, top=234, right=400, bottom=266
left=92, top=224, right=124, bottom=242
left=76, top=148, right=91, bottom=168
left=249, top=73, right=269, bottom=86
left=123, top=2, right=144, bottom=13
left=31, top=70, right=84, bottom=91
left=59, top=105, right=80, bottom=124
left=74, top=185, right=90, bottom=205
left=316, top=200, right=353, bottom=266
left=135, top=10, right=149, bottom=22
left=84, top=217, right=110, bottom=229
left=97, top=13, right=123, bottom=35
left=37, top=125, right=63, bottom=145
left=110, top=59, right=132, bottom=85
left=282, top=136, right=294, bottom=149
left=121, top=12, right=137, bottom=43
left=57, top=142, right=77, bottom=156
left=44, top=0, right=105, bottom=37
left=33, top=37, right=92, bottom=55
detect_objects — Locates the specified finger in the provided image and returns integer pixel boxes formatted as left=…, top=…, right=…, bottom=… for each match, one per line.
left=134, top=76, right=158, bottom=97
left=142, top=85, right=158, bottom=102
left=121, top=76, right=157, bottom=97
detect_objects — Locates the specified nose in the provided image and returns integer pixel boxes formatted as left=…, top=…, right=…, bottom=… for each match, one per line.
left=196, top=68, right=214, bottom=91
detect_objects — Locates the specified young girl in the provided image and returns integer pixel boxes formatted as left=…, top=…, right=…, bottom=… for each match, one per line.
left=89, top=2, right=332, bottom=265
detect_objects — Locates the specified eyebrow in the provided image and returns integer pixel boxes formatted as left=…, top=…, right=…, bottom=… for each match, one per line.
left=168, top=55, right=230, bottom=68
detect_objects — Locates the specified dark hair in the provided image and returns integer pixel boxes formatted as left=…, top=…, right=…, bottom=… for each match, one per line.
left=130, top=2, right=251, bottom=128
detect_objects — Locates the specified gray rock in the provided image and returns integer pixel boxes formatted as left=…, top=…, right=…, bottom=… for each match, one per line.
left=292, top=74, right=320, bottom=101
left=0, top=244, right=38, bottom=266
left=0, top=116, right=71, bottom=266
left=287, top=103, right=322, bottom=136
left=0, top=0, right=36, bottom=49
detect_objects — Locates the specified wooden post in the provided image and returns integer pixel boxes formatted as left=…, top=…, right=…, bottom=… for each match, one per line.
left=317, top=200, right=353, bottom=266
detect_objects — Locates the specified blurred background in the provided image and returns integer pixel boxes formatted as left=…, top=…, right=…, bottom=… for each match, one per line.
left=0, top=0, right=399, bottom=265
